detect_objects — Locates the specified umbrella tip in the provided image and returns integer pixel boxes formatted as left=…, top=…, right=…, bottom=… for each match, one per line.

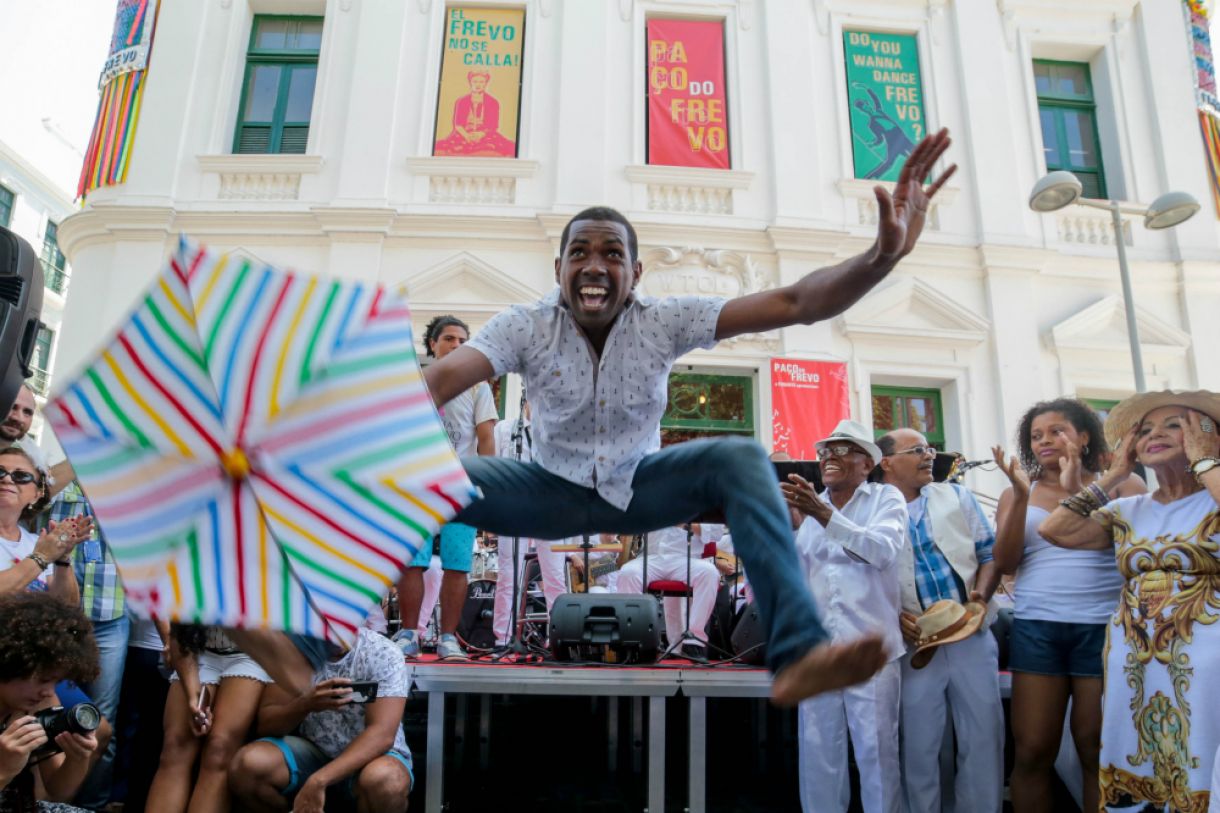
left=220, top=446, right=252, bottom=480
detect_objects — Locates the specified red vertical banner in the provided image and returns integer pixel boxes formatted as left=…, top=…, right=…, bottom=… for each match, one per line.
left=771, top=359, right=851, bottom=460
left=646, top=19, right=730, bottom=169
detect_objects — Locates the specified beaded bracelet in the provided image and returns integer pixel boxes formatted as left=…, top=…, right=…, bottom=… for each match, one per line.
left=1086, top=482, right=1110, bottom=507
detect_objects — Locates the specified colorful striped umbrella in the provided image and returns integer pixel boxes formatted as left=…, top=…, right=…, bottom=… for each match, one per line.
left=47, top=237, right=476, bottom=644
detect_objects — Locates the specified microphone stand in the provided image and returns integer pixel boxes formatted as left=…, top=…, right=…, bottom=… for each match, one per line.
left=493, top=390, right=532, bottom=661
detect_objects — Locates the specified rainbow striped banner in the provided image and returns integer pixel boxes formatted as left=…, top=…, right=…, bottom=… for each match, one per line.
left=47, top=237, right=476, bottom=644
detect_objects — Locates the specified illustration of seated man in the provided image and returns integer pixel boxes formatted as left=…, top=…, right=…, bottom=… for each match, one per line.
left=434, top=69, right=517, bottom=156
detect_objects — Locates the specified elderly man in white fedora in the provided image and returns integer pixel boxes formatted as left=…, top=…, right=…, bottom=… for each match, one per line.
left=877, top=427, right=1004, bottom=813
left=781, top=419, right=907, bottom=813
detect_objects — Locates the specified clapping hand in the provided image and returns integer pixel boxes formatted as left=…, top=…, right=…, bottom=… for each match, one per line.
left=873, top=129, right=957, bottom=266
left=1183, top=410, right=1220, bottom=464
left=1057, top=433, right=1085, bottom=493
left=33, top=516, right=94, bottom=563
left=990, top=446, right=1030, bottom=497
left=781, top=474, right=832, bottom=524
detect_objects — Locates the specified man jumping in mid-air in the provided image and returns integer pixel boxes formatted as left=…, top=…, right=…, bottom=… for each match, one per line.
left=424, top=130, right=956, bottom=705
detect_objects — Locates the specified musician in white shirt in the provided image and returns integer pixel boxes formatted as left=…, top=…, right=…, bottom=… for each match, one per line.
left=781, top=420, right=907, bottom=813
left=615, top=525, right=720, bottom=660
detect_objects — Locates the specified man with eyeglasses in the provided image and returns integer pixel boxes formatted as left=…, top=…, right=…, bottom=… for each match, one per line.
left=780, top=419, right=906, bottom=813
left=877, top=428, right=1003, bottom=813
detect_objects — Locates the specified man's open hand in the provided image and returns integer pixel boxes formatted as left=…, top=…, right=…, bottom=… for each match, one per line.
left=874, top=128, right=956, bottom=265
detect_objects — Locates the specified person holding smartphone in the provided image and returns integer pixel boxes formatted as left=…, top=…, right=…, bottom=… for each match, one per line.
left=230, top=629, right=412, bottom=813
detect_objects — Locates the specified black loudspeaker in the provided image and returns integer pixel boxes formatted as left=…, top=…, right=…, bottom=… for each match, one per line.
left=0, top=227, right=45, bottom=413
left=730, top=603, right=767, bottom=665
left=549, top=593, right=663, bottom=664
left=457, top=579, right=497, bottom=649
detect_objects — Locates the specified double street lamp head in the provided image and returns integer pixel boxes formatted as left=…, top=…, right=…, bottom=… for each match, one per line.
left=1028, top=170, right=1200, bottom=230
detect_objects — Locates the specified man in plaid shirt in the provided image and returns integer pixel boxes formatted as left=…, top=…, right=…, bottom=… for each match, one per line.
left=37, top=463, right=129, bottom=810
left=878, top=429, right=1004, bottom=813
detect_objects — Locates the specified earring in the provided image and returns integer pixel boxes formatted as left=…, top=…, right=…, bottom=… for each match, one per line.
left=1082, top=444, right=1090, bottom=456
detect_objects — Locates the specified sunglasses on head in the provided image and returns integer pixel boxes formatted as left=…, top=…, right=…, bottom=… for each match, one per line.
left=816, top=444, right=866, bottom=460
left=0, top=466, right=38, bottom=485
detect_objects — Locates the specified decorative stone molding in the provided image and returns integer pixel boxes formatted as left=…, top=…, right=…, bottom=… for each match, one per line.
left=836, top=178, right=958, bottom=231
left=640, top=245, right=778, bottom=348
left=625, top=165, right=754, bottom=216
left=1054, top=205, right=1132, bottom=247
left=406, top=156, right=539, bottom=205
left=838, top=276, right=990, bottom=347
left=197, top=155, right=323, bottom=201
left=996, top=0, right=1140, bottom=50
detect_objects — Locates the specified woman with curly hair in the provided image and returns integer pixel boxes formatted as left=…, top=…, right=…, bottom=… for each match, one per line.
left=0, top=447, right=93, bottom=604
left=0, top=591, right=100, bottom=811
left=144, top=624, right=271, bottom=813
left=1040, top=391, right=1220, bottom=811
left=990, top=398, right=1145, bottom=813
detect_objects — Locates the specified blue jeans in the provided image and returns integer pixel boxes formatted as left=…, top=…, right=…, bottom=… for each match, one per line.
left=456, top=436, right=826, bottom=673
left=74, top=613, right=130, bottom=809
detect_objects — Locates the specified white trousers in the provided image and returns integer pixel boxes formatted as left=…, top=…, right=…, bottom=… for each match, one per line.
left=415, top=557, right=443, bottom=636
left=798, top=659, right=903, bottom=813
left=899, top=628, right=1004, bottom=813
left=491, top=538, right=567, bottom=644
left=615, top=554, right=719, bottom=646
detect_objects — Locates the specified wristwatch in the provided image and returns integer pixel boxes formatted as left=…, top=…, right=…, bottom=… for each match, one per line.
left=1190, top=456, right=1220, bottom=482
left=26, top=551, right=49, bottom=570
left=53, top=559, right=71, bottom=567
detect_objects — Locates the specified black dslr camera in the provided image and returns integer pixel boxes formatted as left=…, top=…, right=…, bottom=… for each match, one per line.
left=30, top=703, right=101, bottom=758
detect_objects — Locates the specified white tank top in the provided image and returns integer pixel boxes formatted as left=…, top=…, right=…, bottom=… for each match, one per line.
left=1013, top=489, right=1123, bottom=624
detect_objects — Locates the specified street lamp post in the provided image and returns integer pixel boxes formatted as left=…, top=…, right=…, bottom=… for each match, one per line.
left=1029, top=171, right=1200, bottom=393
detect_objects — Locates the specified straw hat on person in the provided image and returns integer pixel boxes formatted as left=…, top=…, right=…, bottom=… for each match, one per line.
left=910, top=599, right=986, bottom=669
left=1103, top=389, right=1220, bottom=449
left=814, top=419, right=884, bottom=466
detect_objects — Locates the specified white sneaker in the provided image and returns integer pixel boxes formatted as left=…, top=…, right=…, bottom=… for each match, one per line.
left=393, top=629, right=421, bottom=659
left=437, top=634, right=468, bottom=661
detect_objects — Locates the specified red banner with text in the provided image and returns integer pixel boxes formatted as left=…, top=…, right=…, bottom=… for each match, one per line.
left=771, top=359, right=850, bottom=460
left=646, top=19, right=730, bottom=169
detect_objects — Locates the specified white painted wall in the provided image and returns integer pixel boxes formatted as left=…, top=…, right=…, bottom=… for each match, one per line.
left=55, top=0, right=1220, bottom=501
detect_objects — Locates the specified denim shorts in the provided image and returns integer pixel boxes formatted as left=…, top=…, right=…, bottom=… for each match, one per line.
left=1008, top=617, right=1107, bottom=678
left=259, top=735, right=413, bottom=803
left=409, top=521, right=475, bottom=571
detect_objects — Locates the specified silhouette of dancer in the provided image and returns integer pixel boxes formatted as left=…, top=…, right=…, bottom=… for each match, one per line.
left=852, top=84, right=915, bottom=180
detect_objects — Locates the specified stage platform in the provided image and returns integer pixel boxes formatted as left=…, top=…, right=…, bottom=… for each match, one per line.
left=407, top=655, right=770, bottom=813
left=405, top=655, right=1015, bottom=813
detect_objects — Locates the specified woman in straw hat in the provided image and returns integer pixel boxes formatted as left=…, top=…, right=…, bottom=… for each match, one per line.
left=1039, top=390, right=1220, bottom=811
left=991, top=399, right=1146, bottom=813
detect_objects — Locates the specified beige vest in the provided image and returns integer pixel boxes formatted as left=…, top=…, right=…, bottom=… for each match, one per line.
left=898, top=482, right=980, bottom=614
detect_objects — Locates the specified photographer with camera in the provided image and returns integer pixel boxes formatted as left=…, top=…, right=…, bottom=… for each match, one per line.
left=0, top=591, right=100, bottom=812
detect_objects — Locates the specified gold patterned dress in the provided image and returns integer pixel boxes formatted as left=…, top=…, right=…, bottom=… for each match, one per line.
left=1093, top=489, right=1220, bottom=812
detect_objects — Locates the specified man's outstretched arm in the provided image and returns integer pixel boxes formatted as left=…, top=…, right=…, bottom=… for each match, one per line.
left=715, top=128, right=956, bottom=340
left=423, top=345, right=495, bottom=406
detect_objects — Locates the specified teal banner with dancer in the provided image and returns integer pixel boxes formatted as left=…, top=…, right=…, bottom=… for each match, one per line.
left=843, top=30, right=925, bottom=182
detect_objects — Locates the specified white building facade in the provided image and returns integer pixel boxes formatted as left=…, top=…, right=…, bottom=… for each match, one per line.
left=0, top=139, right=74, bottom=427
left=56, top=0, right=1220, bottom=496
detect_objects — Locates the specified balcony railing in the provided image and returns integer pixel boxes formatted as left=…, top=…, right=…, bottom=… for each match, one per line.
left=40, top=259, right=69, bottom=296
left=29, top=367, right=50, bottom=397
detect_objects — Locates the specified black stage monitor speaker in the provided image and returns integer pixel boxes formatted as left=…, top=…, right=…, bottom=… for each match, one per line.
left=0, top=227, right=45, bottom=413
left=730, top=603, right=767, bottom=666
left=549, top=593, right=663, bottom=664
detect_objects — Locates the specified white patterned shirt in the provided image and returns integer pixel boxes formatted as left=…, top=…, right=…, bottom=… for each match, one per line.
left=297, top=630, right=411, bottom=760
left=796, top=481, right=908, bottom=662
left=467, top=289, right=725, bottom=510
